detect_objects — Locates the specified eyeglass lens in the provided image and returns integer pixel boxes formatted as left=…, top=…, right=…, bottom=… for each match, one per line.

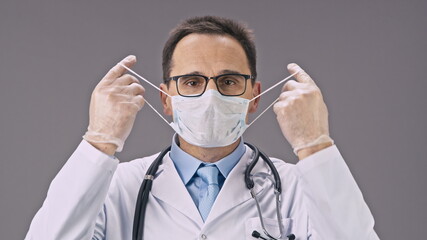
left=177, top=75, right=246, bottom=96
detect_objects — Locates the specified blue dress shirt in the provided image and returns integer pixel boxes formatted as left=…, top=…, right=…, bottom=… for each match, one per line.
left=169, top=135, right=246, bottom=206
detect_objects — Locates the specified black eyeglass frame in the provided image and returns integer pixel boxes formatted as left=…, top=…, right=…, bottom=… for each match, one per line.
left=167, top=73, right=255, bottom=97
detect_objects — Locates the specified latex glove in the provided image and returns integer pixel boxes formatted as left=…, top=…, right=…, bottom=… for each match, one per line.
left=83, top=55, right=145, bottom=152
left=273, top=63, right=333, bottom=157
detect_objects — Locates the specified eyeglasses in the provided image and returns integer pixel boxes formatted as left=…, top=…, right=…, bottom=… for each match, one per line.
left=168, top=73, right=254, bottom=97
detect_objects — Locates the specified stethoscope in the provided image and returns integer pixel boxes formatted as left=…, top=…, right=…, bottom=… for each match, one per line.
left=132, top=143, right=296, bottom=240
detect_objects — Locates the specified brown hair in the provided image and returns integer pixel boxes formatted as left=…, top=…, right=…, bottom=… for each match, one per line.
left=162, top=16, right=257, bottom=83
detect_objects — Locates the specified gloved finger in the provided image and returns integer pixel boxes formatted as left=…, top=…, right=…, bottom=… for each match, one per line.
left=117, top=100, right=142, bottom=111
left=115, top=74, right=140, bottom=86
left=287, top=63, right=316, bottom=86
left=277, top=89, right=299, bottom=101
left=123, top=82, right=145, bottom=95
left=102, top=92, right=133, bottom=103
left=272, top=101, right=283, bottom=115
left=133, top=95, right=145, bottom=110
left=282, top=79, right=303, bottom=92
left=273, top=96, right=297, bottom=114
left=102, top=55, right=137, bottom=85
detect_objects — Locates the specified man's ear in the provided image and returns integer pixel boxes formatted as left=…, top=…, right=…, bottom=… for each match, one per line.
left=160, top=83, right=172, bottom=115
left=248, top=81, right=261, bottom=113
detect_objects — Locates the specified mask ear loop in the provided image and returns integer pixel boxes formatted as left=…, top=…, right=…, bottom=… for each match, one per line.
left=247, top=70, right=300, bottom=127
left=120, top=64, right=174, bottom=127
left=142, top=97, right=171, bottom=125
left=120, top=64, right=172, bottom=98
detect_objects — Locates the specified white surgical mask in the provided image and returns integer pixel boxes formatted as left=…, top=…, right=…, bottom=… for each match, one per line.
left=121, top=64, right=299, bottom=148
left=170, top=89, right=250, bottom=147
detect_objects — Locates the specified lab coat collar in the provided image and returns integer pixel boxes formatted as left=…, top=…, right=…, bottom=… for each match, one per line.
left=169, top=135, right=201, bottom=185
left=151, top=153, right=204, bottom=226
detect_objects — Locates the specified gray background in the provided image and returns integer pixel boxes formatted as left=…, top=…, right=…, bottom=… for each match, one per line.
left=0, top=0, right=425, bottom=239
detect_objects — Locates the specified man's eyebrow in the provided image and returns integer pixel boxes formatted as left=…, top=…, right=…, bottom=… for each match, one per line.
left=218, top=69, right=243, bottom=75
left=181, top=69, right=244, bottom=76
left=183, top=71, right=204, bottom=76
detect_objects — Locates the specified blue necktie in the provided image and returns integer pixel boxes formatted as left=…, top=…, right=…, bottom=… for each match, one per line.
left=197, top=165, right=220, bottom=221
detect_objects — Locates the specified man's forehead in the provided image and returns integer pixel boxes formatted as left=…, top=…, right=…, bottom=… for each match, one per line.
left=180, top=69, right=244, bottom=76
left=170, top=33, right=250, bottom=75
left=177, top=33, right=240, bottom=46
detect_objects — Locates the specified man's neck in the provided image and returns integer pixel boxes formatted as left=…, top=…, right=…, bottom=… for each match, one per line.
left=177, top=136, right=240, bottom=163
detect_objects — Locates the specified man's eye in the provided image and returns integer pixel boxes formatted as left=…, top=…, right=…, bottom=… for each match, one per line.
left=219, top=77, right=239, bottom=86
left=223, top=79, right=236, bottom=85
left=185, top=80, right=200, bottom=86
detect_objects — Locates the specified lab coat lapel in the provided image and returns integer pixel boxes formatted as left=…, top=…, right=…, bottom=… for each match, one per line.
left=206, top=146, right=270, bottom=223
left=150, top=154, right=204, bottom=226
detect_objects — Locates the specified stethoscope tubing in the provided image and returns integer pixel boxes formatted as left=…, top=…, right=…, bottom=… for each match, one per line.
left=133, top=146, right=171, bottom=240
left=244, top=143, right=281, bottom=193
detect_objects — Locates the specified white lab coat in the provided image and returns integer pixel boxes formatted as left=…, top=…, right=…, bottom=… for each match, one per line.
left=25, top=140, right=379, bottom=239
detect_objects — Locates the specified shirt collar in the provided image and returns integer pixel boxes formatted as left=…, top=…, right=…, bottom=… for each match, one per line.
left=169, top=134, right=245, bottom=185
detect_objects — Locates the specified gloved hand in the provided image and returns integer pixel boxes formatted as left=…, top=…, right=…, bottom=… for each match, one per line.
left=273, top=63, right=333, bottom=158
left=83, top=55, right=145, bottom=153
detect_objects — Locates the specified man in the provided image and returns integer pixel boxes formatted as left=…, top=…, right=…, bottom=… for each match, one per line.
left=26, top=16, right=379, bottom=239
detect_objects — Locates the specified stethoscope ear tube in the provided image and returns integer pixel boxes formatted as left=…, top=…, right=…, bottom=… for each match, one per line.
left=258, top=149, right=281, bottom=194
left=244, top=142, right=260, bottom=189
left=244, top=142, right=281, bottom=193
left=133, top=146, right=171, bottom=240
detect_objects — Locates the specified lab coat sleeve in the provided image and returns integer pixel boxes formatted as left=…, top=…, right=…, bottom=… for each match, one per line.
left=25, top=140, right=119, bottom=240
left=294, top=145, right=379, bottom=239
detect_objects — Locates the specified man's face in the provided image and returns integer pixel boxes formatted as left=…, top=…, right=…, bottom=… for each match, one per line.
left=160, top=33, right=260, bottom=116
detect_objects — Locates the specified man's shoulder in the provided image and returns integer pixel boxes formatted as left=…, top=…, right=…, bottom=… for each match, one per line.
left=108, top=152, right=161, bottom=188
left=268, top=156, right=300, bottom=184
left=270, top=156, right=296, bottom=169
left=116, top=151, right=161, bottom=174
